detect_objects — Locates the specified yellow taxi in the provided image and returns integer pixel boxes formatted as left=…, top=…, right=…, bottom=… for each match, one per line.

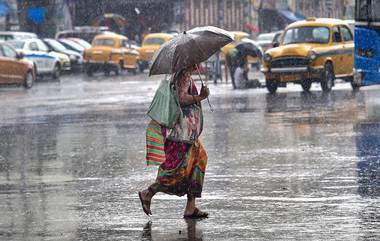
left=138, top=33, right=174, bottom=72
left=262, top=18, right=354, bottom=93
left=83, top=33, right=139, bottom=76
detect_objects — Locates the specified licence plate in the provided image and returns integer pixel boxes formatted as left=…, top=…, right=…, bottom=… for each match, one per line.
left=280, top=74, right=301, bottom=82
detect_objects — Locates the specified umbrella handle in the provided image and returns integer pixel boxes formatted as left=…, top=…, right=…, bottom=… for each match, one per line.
left=196, top=65, right=214, bottom=112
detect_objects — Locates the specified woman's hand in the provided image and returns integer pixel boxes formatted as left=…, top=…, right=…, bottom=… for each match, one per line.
left=200, top=85, right=210, bottom=100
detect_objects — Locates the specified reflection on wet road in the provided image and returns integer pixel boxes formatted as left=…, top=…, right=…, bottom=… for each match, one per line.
left=0, top=73, right=380, bottom=240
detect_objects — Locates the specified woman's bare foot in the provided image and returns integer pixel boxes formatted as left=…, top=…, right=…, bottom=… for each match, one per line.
left=138, top=189, right=153, bottom=216
left=184, top=208, right=209, bottom=219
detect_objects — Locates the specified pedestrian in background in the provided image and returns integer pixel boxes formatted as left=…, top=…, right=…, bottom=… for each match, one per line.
left=139, top=64, right=210, bottom=219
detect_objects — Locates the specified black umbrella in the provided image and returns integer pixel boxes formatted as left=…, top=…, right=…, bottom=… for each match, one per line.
left=149, top=26, right=233, bottom=76
left=235, top=40, right=263, bottom=59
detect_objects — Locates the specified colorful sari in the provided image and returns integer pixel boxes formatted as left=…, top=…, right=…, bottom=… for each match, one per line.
left=146, top=78, right=207, bottom=198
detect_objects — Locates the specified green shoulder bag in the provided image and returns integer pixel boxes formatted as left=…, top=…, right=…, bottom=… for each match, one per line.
left=147, top=78, right=181, bottom=129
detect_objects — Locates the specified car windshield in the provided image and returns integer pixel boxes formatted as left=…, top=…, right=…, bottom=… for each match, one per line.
left=46, top=39, right=67, bottom=52
left=76, top=39, right=91, bottom=48
left=7, top=40, right=25, bottom=49
left=143, top=37, right=165, bottom=45
left=60, top=39, right=85, bottom=51
left=257, top=34, right=275, bottom=42
left=93, top=38, right=115, bottom=47
left=283, top=26, right=330, bottom=45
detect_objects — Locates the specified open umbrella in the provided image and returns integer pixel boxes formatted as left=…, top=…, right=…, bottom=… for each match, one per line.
left=93, top=13, right=126, bottom=29
left=235, top=39, right=263, bottom=59
left=149, top=26, right=233, bottom=76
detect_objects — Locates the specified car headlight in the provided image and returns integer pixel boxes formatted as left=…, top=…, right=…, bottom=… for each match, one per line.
left=69, top=55, right=77, bottom=61
left=264, top=53, right=272, bottom=62
left=309, top=50, right=317, bottom=61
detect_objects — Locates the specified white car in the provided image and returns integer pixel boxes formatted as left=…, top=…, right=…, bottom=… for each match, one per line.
left=256, top=31, right=283, bottom=52
left=7, top=39, right=70, bottom=78
left=0, top=31, right=37, bottom=42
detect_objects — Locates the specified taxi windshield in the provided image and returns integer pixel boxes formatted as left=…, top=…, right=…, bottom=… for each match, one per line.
left=143, top=37, right=165, bottom=45
left=93, top=38, right=115, bottom=47
left=283, top=26, right=330, bottom=45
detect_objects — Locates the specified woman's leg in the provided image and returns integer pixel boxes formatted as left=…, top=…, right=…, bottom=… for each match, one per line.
left=184, top=195, right=208, bottom=218
left=139, top=187, right=155, bottom=215
left=185, top=195, right=196, bottom=215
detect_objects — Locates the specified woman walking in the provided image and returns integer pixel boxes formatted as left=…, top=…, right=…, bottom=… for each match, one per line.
left=139, top=64, right=210, bottom=219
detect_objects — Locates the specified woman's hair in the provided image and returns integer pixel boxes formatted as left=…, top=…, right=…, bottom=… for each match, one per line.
left=173, top=64, right=197, bottom=84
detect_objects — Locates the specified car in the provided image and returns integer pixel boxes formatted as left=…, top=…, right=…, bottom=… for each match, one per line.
left=261, top=18, right=354, bottom=93
left=55, top=26, right=115, bottom=43
left=138, top=33, right=174, bottom=72
left=0, top=31, right=37, bottom=42
left=83, top=33, right=140, bottom=76
left=0, top=43, right=35, bottom=88
left=65, top=37, right=92, bottom=49
left=43, top=38, right=83, bottom=71
left=58, top=38, right=86, bottom=54
left=7, top=39, right=69, bottom=79
left=256, top=31, right=283, bottom=52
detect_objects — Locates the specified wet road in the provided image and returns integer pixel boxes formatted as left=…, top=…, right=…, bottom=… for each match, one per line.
left=0, top=72, right=380, bottom=240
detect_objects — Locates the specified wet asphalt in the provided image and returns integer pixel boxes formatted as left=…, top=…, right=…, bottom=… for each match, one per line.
left=0, top=71, right=379, bottom=241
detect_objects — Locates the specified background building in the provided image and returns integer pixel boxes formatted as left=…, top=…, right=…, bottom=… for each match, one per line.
left=293, top=0, right=345, bottom=19
left=0, top=0, right=19, bottom=31
left=16, top=0, right=73, bottom=37
left=2, top=0, right=355, bottom=37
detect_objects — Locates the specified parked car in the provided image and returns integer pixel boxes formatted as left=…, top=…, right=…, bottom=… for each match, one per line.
left=257, top=31, right=283, bottom=52
left=55, top=26, right=114, bottom=43
left=65, top=37, right=92, bottom=49
left=0, top=43, right=35, bottom=88
left=43, top=38, right=83, bottom=71
left=0, top=31, right=37, bottom=42
left=138, top=33, right=174, bottom=72
left=7, top=39, right=68, bottom=79
left=262, top=18, right=354, bottom=93
left=58, top=38, right=85, bottom=54
left=83, top=33, right=140, bottom=76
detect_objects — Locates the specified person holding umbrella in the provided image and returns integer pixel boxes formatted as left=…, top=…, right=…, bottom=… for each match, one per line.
left=226, top=39, right=263, bottom=89
left=138, top=27, right=233, bottom=219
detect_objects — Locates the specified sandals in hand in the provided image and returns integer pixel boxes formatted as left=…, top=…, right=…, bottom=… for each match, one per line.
left=183, top=208, right=208, bottom=219
left=138, top=191, right=152, bottom=216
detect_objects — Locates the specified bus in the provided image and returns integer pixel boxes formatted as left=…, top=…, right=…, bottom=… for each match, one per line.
left=354, top=0, right=380, bottom=88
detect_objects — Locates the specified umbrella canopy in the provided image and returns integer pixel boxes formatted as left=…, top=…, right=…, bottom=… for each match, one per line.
left=149, top=26, right=233, bottom=76
left=93, top=13, right=126, bottom=29
left=235, top=39, right=263, bottom=59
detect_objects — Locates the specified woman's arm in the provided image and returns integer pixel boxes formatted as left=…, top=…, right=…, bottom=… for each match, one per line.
left=177, top=77, right=209, bottom=105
